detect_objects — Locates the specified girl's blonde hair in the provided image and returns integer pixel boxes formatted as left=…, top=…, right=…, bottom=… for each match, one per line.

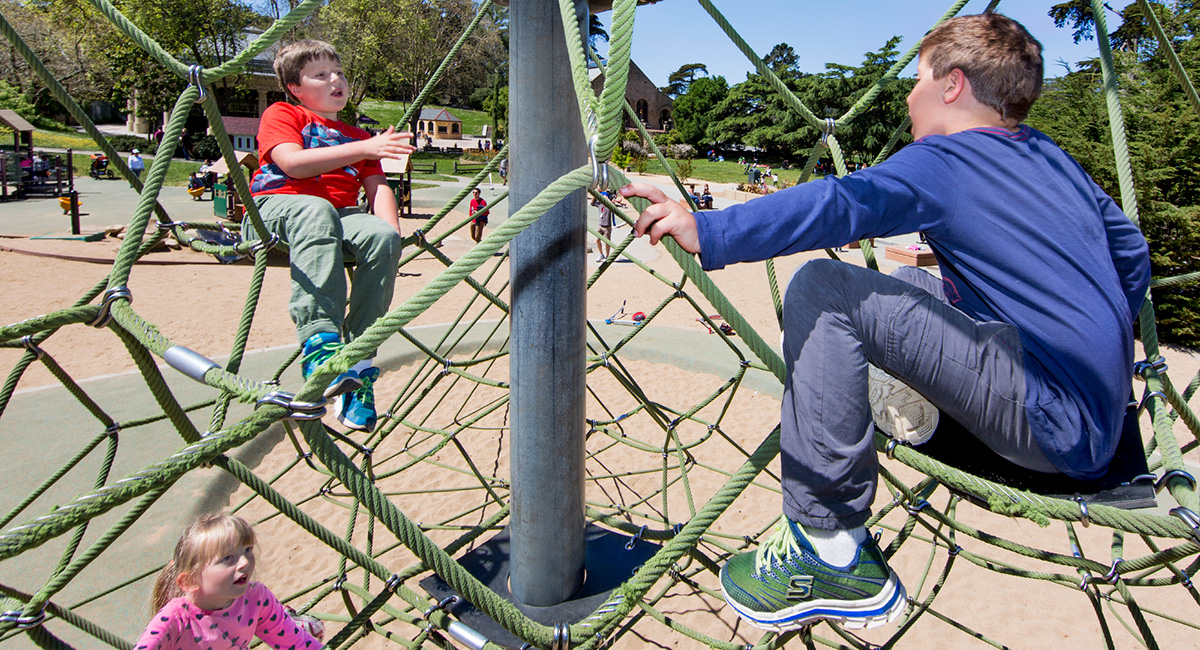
left=150, top=514, right=256, bottom=613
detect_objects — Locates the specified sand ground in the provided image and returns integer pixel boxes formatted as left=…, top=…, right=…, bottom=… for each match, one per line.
left=0, top=176, right=1197, bottom=649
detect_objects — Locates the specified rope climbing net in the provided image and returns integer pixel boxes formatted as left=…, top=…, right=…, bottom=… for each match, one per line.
left=0, top=0, right=1197, bottom=648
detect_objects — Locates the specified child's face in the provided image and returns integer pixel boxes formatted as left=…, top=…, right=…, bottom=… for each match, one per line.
left=907, top=58, right=947, bottom=140
left=288, top=56, right=348, bottom=119
left=185, top=539, right=255, bottom=610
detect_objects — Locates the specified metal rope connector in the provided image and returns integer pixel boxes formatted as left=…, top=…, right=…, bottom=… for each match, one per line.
left=422, top=595, right=459, bottom=622
left=625, top=525, right=647, bottom=550
left=551, top=623, right=570, bottom=650
left=249, top=234, right=279, bottom=258
left=1075, top=497, right=1091, bottom=527
left=156, top=220, right=190, bottom=231
left=820, top=117, right=836, bottom=147
left=188, top=65, right=207, bottom=104
left=1133, top=355, right=1168, bottom=379
left=1156, top=470, right=1197, bottom=493
left=588, top=134, right=609, bottom=192
left=1137, top=390, right=1168, bottom=415
left=385, top=574, right=402, bottom=592
left=21, top=336, right=44, bottom=360
left=90, top=287, right=132, bottom=328
left=104, top=422, right=121, bottom=437
left=1170, top=507, right=1200, bottom=545
left=255, top=391, right=326, bottom=421
left=0, top=609, right=45, bottom=629
left=1103, top=558, right=1123, bottom=584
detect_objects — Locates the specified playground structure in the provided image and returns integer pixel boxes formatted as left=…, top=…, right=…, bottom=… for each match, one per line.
left=0, top=1, right=1197, bottom=650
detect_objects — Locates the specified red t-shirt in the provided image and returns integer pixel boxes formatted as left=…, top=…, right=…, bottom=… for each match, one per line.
left=250, top=102, right=383, bottom=209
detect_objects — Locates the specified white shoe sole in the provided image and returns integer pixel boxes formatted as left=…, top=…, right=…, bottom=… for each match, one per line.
left=724, top=570, right=908, bottom=632
left=867, top=364, right=939, bottom=445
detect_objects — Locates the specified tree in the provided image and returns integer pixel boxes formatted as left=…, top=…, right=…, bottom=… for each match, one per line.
left=0, top=0, right=118, bottom=120
left=1033, top=0, right=1200, bottom=347
left=659, top=63, right=707, bottom=98
left=672, top=74, right=727, bottom=145
left=317, top=0, right=505, bottom=112
left=764, top=43, right=800, bottom=79
left=705, top=37, right=912, bottom=161
left=589, top=13, right=608, bottom=50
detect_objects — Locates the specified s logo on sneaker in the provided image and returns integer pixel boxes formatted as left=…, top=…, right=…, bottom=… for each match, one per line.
left=787, top=575, right=813, bottom=600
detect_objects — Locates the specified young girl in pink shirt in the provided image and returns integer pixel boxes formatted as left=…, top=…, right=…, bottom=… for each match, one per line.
left=135, top=514, right=324, bottom=650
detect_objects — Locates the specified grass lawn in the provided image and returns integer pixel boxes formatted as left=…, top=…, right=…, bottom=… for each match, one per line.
left=359, top=99, right=492, bottom=137
left=68, top=153, right=205, bottom=187
left=641, top=158, right=814, bottom=186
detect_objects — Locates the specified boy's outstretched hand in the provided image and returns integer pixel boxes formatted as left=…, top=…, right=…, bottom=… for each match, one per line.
left=621, top=183, right=701, bottom=254
left=361, top=126, right=417, bottom=160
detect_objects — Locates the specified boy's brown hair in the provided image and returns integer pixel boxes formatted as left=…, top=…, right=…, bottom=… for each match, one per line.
left=920, top=13, right=1043, bottom=123
left=273, top=40, right=340, bottom=101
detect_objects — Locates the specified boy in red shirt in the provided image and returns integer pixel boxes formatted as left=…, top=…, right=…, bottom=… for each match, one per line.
left=249, top=40, right=415, bottom=431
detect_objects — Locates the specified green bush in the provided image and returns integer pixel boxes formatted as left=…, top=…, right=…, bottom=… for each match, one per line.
left=107, top=134, right=157, bottom=154
left=674, top=157, right=694, bottom=183
left=1141, top=202, right=1200, bottom=348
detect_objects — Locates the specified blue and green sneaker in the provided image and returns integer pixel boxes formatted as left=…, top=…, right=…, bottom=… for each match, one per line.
left=301, top=332, right=361, bottom=399
left=337, top=366, right=379, bottom=431
left=720, top=518, right=907, bottom=631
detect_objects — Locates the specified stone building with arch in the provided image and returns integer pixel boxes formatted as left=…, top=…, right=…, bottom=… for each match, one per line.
left=589, top=60, right=673, bottom=131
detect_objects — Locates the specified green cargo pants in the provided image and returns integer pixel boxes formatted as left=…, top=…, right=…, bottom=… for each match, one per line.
left=249, top=194, right=402, bottom=346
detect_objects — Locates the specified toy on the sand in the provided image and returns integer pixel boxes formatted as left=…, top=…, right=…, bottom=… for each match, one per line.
left=696, top=314, right=735, bottom=336
left=605, top=301, right=645, bottom=326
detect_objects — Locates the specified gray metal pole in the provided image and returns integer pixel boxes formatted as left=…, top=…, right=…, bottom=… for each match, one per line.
left=508, top=0, right=589, bottom=607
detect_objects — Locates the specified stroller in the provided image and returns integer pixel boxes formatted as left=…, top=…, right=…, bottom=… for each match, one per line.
left=89, top=154, right=115, bottom=180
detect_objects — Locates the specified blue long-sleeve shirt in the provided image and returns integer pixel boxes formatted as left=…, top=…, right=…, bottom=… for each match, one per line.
left=696, top=126, right=1150, bottom=479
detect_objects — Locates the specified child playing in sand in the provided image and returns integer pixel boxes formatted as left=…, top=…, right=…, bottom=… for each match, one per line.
left=135, top=514, right=324, bottom=650
left=248, top=40, right=416, bottom=432
left=622, top=13, right=1150, bottom=632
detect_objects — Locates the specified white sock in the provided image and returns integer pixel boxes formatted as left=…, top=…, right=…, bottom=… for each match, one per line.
left=801, top=524, right=868, bottom=567
left=350, top=359, right=373, bottom=374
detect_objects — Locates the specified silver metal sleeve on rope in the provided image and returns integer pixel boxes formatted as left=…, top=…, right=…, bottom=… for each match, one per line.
left=446, top=621, right=489, bottom=650
left=164, top=345, right=220, bottom=382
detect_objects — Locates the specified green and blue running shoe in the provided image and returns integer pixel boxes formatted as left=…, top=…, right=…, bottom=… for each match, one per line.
left=301, top=332, right=361, bottom=399
left=720, top=518, right=907, bottom=631
left=337, top=366, right=379, bottom=431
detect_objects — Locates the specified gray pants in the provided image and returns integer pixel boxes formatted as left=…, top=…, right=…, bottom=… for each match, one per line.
left=250, top=194, right=402, bottom=346
left=781, top=259, right=1057, bottom=530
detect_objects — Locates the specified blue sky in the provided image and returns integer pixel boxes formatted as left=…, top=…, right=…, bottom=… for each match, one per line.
left=594, top=0, right=1108, bottom=87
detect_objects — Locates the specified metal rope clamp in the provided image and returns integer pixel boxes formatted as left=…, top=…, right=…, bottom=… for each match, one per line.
left=21, top=336, right=44, bottom=361
left=820, top=117, right=836, bottom=148
left=255, top=390, right=326, bottom=421
left=551, top=623, right=570, bottom=650
left=588, top=134, right=609, bottom=192
left=249, top=233, right=279, bottom=259
left=1103, top=558, right=1123, bottom=584
left=1170, top=507, right=1200, bottom=545
left=90, top=287, right=132, bottom=328
left=1156, top=469, right=1196, bottom=493
left=1075, top=496, right=1091, bottom=527
left=0, top=609, right=45, bottom=629
left=188, top=65, right=207, bottom=104
left=1133, top=355, right=1167, bottom=379
left=422, top=595, right=458, bottom=630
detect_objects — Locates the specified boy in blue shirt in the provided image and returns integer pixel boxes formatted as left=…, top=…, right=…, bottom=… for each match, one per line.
left=622, top=13, right=1150, bottom=631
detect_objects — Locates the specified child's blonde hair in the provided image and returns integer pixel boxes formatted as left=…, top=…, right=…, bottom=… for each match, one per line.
left=920, top=13, right=1043, bottom=124
left=273, top=39, right=341, bottom=101
left=150, top=513, right=256, bottom=613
